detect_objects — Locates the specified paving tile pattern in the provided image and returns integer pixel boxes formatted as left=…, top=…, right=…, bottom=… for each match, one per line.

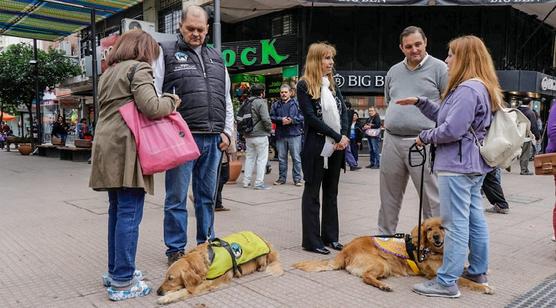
left=0, top=151, right=555, bottom=307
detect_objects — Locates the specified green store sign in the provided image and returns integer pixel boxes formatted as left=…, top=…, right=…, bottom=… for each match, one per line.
left=221, top=38, right=291, bottom=68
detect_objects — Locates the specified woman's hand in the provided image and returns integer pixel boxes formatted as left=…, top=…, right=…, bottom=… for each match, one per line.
left=334, top=135, right=350, bottom=151
left=396, top=97, right=418, bottom=105
left=170, top=94, right=181, bottom=108
left=415, top=135, right=425, bottom=147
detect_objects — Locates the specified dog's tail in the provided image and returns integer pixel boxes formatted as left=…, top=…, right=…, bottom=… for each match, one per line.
left=292, top=255, right=344, bottom=272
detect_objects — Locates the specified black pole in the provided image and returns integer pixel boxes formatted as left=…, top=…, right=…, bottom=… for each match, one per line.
left=33, top=39, right=41, bottom=144
left=90, top=9, right=98, bottom=129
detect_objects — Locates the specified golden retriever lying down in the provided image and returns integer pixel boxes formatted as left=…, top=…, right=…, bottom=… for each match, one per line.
left=157, top=231, right=283, bottom=305
left=293, top=217, right=492, bottom=294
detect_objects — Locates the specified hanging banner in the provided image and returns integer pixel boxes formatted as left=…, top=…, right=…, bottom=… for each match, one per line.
left=437, top=0, right=556, bottom=4
left=310, top=0, right=429, bottom=4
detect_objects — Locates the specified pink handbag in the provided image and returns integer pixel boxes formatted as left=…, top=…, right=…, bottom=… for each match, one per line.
left=119, top=101, right=200, bottom=175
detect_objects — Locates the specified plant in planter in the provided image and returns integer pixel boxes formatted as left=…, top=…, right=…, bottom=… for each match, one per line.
left=16, top=137, right=34, bottom=155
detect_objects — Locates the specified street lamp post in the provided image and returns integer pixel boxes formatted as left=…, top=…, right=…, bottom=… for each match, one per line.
left=213, top=0, right=221, bottom=52
left=31, top=39, right=41, bottom=144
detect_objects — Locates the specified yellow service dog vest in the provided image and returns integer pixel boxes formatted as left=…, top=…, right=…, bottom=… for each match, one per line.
left=372, top=237, right=420, bottom=274
left=206, top=231, right=270, bottom=280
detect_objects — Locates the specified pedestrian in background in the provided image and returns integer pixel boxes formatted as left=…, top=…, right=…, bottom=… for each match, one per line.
left=518, top=98, right=540, bottom=175
left=377, top=26, right=446, bottom=235
left=51, top=115, right=69, bottom=145
left=346, top=111, right=363, bottom=170
left=363, top=106, right=381, bottom=169
left=545, top=102, right=556, bottom=242
left=398, top=35, right=502, bottom=298
left=270, top=84, right=304, bottom=186
left=215, top=130, right=236, bottom=212
left=297, top=42, right=349, bottom=255
left=483, top=168, right=510, bottom=214
left=242, top=84, right=272, bottom=190
left=89, top=30, right=180, bottom=301
left=154, top=5, right=234, bottom=266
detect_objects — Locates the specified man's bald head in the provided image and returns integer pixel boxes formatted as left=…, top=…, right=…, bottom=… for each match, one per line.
left=181, top=5, right=209, bottom=24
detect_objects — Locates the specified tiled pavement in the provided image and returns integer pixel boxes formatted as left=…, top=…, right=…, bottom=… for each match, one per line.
left=0, top=150, right=555, bottom=307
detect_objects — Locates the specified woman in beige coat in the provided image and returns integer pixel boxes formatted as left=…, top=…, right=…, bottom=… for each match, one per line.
left=89, top=30, right=179, bottom=301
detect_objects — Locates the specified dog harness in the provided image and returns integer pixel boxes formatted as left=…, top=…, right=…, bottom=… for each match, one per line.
left=372, top=237, right=421, bottom=274
left=206, top=231, right=270, bottom=280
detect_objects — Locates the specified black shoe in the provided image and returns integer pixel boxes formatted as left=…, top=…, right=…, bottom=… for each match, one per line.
left=520, top=171, right=533, bottom=175
left=350, top=166, right=362, bottom=171
left=304, top=247, right=330, bottom=255
left=167, top=251, right=185, bottom=266
left=365, top=164, right=373, bottom=168
left=215, top=206, right=230, bottom=212
left=325, top=242, right=344, bottom=251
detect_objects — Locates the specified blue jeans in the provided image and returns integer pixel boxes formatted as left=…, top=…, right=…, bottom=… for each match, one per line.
left=164, top=134, right=222, bottom=255
left=367, top=137, right=380, bottom=167
left=107, top=188, right=145, bottom=287
left=345, top=141, right=357, bottom=167
left=276, top=135, right=302, bottom=182
left=436, top=175, right=489, bottom=287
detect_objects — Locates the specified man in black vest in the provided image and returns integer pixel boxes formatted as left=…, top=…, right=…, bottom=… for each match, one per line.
left=154, top=5, right=234, bottom=266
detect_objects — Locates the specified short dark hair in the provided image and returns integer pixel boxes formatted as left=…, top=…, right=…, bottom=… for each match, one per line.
left=250, top=83, right=265, bottom=96
left=181, top=5, right=209, bottom=23
left=400, top=26, right=427, bottom=44
left=107, top=29, right=160, bottom=66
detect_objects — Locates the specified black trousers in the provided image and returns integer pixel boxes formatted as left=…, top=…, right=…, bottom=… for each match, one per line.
left=215, top=162, right=229, bottom=208
left=482, top=168, right=509, bottom=209
left=301, top=151, right=342, bottom=249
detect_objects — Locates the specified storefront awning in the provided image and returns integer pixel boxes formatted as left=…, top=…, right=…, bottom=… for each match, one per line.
left=0, top=0, right=143, bottom=41
left=218, top=0, right=556, bottom=27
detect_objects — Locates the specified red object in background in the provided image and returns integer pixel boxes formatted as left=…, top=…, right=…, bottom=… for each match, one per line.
left=100, top=34, right=119, bottom=73
left=271, top=122, right=276, bottom=134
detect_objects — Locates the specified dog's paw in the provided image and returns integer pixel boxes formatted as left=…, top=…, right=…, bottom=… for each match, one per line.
left=482, top=285, right=495, bottom=295
left=380, top=284, right=393, bottom=292
left=157, top=291, right=185, bottom=305
left=157, top=295, right=174, bottom=305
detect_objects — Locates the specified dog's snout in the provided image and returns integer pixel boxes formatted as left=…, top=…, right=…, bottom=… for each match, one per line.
left=433, top=234, right=440, bottom=241
left=157, top=287, right=164, bottom=296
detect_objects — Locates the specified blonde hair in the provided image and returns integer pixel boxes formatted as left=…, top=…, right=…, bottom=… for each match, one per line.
left=444, top=35, right=503, bottom=112
left=301, top=42, right=336, bottom=99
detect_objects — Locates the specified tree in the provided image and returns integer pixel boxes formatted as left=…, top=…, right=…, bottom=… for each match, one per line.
left=0, top=43, right=81, bottom=138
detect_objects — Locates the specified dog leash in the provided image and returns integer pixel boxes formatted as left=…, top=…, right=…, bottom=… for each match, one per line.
left=208, top=237, right=242, bottom=277
left=207, top=149, right=227, bottom=242
left=408, top=143, right=427, bottom=263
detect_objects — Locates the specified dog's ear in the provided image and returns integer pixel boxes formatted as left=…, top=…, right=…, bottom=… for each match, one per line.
left=180, top=252, right=209, bottom=292
left=181, top=265, right=203, bottom=292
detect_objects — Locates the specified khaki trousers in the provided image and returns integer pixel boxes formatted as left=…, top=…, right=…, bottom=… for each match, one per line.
left=377, top=132, right=440, bottom=235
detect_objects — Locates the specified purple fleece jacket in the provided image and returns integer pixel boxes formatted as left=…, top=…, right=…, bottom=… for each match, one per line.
left=416, top=80, right=492, bottom=174
left=546, top=103, right=556, bottom=153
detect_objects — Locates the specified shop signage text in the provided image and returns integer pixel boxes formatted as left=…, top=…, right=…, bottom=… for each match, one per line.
left=222, top=39, right=289, bottom=68
left=541, top=76, right=556, bottom=91
left=334, top=71, right=387, bottom=93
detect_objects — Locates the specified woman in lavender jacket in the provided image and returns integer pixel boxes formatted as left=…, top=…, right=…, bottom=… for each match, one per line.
left=546, top=102, right=556, bottom=242
left=397, top=36, right=504, bottom=298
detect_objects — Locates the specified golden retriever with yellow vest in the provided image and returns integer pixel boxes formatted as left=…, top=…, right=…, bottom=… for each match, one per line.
left=157, top=231, right=283, bottom=305
left=293, top=217, right=492, bottom=294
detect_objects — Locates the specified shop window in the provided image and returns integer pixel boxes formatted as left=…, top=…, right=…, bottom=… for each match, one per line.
left=159, top=9, right=182, bottom=34
left=272, top=14, right=295, bottom=37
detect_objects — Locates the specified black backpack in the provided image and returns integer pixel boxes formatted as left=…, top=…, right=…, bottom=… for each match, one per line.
left=236, top=98, right=259, bottom=135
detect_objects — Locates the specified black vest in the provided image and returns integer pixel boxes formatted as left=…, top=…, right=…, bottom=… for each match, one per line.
left=160, top=38, right=226, bottom=133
